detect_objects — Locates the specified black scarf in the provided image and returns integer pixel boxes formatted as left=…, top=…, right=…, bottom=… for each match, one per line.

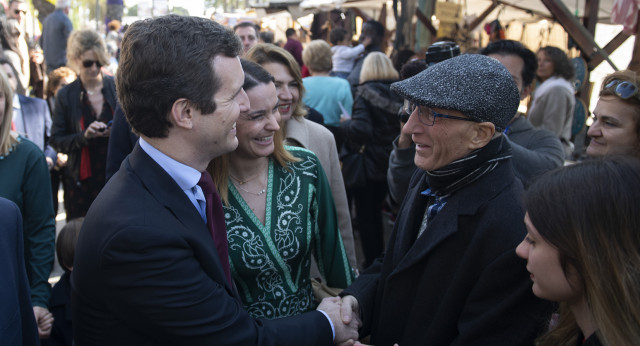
left=426, top=136, right=512, bottom=197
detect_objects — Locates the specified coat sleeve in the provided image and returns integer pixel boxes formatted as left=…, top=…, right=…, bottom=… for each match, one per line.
left=22, top=147, right=56, bottom=308
left=49, top=86, right=89, bottom=154
left=41, top=98, right=57, bottom=162
left=333, top=45, right=366, bottom=61
left=99, top=225, right=334, bottom=345
left=312, top=156, right=355, bottom=288
left=506, top=130, right=564, bottom=187
left=529, top=90, right=573, bottom=137
left=325, top=134, right=357, bottom=270
left=106, top=104, right=137, bottom=181
left=451, top=249, right=552, bottom=346
left=387, top=136, right=417, bottom=205
left=341, top=94, right=373, bottom=145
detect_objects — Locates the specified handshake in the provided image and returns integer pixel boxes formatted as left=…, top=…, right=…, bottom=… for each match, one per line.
left=317, top=295, right=362, bottom=346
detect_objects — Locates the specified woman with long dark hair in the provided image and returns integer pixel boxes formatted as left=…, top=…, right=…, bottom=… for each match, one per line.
left=516, top=156, right=640, bottom=345
left=528, top=46, right=575, bottom=158
left=207, top=60, right=353, bottom=319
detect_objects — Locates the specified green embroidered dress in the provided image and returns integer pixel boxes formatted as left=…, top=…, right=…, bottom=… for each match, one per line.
left=224, top=147, right=353, bottom=319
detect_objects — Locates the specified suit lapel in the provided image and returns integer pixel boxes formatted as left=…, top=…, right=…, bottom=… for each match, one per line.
left=389, top=162, right=516, bottom=278
left=127, top=144, right=236, bottom=295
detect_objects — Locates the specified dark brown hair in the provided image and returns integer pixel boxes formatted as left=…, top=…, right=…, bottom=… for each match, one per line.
left=117, top=15, right=241, bottom=138
left=57, top=218, right=84, bottom=272
left=526, top=156, right=640, bottom=345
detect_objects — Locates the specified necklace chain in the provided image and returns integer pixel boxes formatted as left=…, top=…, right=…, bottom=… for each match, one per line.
left=229, top=170, right=263, bottom=185
left=234, top=183, right=266, bottom=196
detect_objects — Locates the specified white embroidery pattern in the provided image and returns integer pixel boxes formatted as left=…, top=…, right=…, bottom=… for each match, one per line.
left=224, top=151, right=319, bottom=319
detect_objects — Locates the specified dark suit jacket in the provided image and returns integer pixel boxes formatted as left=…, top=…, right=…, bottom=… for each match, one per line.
left=18, top=94, right=57, bottom=162
left=0, top=197, right=39, bottom=346
left=71, top=144, right=333, bottom=345
left=343, top=157, right=553, bottom=345
left=105, top=103, right=138, bottom=181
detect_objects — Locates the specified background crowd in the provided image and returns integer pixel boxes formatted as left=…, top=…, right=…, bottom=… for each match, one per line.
left=0, top=5, right=639, bottom=346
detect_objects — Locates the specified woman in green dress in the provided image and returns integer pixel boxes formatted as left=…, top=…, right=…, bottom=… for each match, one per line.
left=208, top=60, right=353, bottom=320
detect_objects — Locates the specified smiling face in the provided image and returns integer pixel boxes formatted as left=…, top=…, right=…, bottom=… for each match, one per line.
left=261, top=62, right=300, bottom=122
left=586, top=95, right=639, bottom=157
left=233, top=81, right=281, bottom=160
left=191, top=56, right=248, bottom=161
left=516, top=213, right=583, bottom=303
left=402, top=106, right=477, bottom=171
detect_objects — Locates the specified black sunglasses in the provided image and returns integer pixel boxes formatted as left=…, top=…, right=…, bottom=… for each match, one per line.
left=82, top=60, right=102, bottom=68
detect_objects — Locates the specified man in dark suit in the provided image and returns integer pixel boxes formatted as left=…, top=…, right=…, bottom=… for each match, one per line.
left=339, top=54, right=553, bottom=345
left=71, top=15, right=358, bottom=345
left=0, top=197, right=39, bottom=346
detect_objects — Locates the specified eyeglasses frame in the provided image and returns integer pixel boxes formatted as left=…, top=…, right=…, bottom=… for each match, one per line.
left=400, top=100, right=479, bottom=126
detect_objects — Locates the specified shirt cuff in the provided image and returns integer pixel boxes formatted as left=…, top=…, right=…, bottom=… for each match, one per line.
left=317, top=309, right=335, bottom=342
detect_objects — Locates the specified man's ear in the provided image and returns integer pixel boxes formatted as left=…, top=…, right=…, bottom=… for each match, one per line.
left=170, top=98, right=193, bottom=130
left=469, top=122, right=496, bottom=150
left=521, top=84, right=533, bottom=100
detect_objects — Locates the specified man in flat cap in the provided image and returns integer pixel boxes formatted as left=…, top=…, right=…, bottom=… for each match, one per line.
left=339, top=54, right=553, bottom=345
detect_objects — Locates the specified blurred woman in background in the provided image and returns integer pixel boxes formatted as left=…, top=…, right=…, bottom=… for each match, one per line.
left=50, top=30, right=116, bottom=220
left=516, top=156, right=640, bottom=345
left=528, top=46, right=575, bottom=158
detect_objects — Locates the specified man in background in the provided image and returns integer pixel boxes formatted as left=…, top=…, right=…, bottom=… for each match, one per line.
left=41, top=0, right=73, bottom=72
left=233, top=21, right=258, bottom=54
left=284, top=28, right=303, bottom=67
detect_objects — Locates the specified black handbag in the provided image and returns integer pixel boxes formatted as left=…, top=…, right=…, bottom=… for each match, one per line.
left=340, top=144, right=368, bottom=189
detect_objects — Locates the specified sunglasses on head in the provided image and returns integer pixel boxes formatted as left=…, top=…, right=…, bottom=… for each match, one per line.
left=14, top=9, right=26, bottom=15
left=82, top=60, right=102, bottom=68
left=605, top=79, right=640, bottom=101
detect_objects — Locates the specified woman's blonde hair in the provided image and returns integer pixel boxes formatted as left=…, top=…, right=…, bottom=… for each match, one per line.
left=359, top=52, right=399, bottom=84
left=302, top=40, right=332, bottom=73
left=0, top=67, right=16, bottom=155
left=526, top=157, right=640, bottom=346
left=66, top=29, right=110, bottom=73
left=245, top=43, right=307, bottom=120
left=207, top=59, right=298, bottom=205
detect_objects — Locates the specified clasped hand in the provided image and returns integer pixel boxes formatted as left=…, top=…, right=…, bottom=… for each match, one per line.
left=317, top=295, right=361, bottom=345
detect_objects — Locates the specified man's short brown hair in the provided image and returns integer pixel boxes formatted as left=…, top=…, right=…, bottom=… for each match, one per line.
left=117, top=15, right=242, bottom=138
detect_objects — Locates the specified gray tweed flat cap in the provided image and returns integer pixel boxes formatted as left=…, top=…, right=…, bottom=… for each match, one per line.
left=391, top=54, right=519, bottom=131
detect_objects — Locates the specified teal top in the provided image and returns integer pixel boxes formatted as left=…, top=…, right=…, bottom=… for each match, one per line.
left=224, top=147, right=353, bottom=319
left=0, top=136, right=55, bottom=308
left=302, top=76, right=353, bottom=127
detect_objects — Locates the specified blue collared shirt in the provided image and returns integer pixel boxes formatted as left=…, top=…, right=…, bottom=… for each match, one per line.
left=138, top=137, right=207, bottom=222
